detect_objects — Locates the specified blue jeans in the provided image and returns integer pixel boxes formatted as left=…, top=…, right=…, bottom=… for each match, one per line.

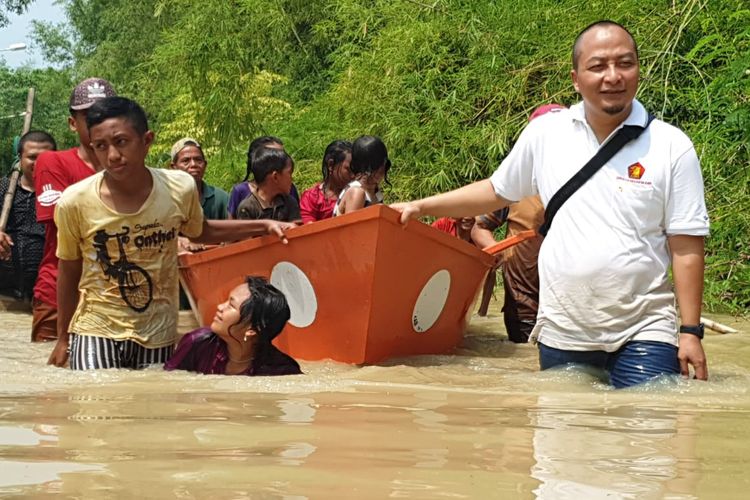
left=538, top=341, right=680, bottom=389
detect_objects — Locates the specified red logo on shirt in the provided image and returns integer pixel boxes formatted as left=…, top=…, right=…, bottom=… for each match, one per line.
left=627, top=162, right=645, bottom=180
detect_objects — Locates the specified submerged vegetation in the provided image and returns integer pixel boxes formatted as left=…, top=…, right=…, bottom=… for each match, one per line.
left=0, top=0, right=747, bottom=313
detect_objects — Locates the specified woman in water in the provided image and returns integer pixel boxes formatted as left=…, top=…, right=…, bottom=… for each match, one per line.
left=165, top=276, right=301, bottom=376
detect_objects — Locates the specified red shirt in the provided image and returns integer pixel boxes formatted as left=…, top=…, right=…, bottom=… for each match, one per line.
left=299, top=183, right=337, bottom=224
left=34, top=148, right=97, bottom=306
left=431, top=217, right=458, bottom=237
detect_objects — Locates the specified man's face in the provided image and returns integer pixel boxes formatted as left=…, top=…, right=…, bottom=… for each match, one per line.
left=172, top=145, right=207, bottom=183
left=19, top=141, right=55, bottom=183
left=571, top=25, right=639, bottom=118
left=89, top=117, right=153, bottom=181
left=454, top=217, right=476, bottom=243
left=68, top=110, right=92, bottom=146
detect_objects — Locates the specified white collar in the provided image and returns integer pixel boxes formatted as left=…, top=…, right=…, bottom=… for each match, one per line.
left=570, top=99, right=649, bottom=128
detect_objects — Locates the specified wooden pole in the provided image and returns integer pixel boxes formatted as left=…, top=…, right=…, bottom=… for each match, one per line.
left=0, top=87, right=35, bottom=232
left=701, top=316, right=739, bottom=334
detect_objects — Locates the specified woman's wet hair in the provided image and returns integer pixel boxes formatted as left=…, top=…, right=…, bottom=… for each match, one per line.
left=86, top=96, right=149, bottom=135
left=237, top=276, right=290, bottom=342
left=351, top=135, right=391, bottom=183
left=321, top=140, right=352, bottom=183
left=251, top=147, right=293, bottom=184
left=243, top=135, right=284, bottom=182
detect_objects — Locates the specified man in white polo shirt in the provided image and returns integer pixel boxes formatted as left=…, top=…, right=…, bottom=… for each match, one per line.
left=392, top=20, right=709, bottom=388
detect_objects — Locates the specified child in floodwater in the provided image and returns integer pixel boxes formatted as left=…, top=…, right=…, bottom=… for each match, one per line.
left=332, top=135, right=391, bottom=216
left=165, top=276, right=301, bottom=376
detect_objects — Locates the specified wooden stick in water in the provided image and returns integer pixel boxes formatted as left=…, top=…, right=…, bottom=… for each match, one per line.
left=701, top=316, right=739, bottom=334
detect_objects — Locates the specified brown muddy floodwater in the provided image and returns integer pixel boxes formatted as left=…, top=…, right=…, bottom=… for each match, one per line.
left=0, top=299, right=749, bottom=499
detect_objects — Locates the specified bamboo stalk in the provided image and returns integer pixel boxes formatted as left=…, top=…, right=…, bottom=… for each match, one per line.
left=701, top=316, right=739, bottom=334
left=0, top=88, right=35, bottom=232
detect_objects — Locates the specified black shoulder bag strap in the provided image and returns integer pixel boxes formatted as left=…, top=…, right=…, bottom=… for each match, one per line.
left=538, top=113, right=655, bottom=236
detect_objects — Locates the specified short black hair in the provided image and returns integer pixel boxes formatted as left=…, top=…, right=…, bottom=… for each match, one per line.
left=572, top=20, right=638, bottom=69
left=243, top=135, right=284, bottom=182
left=86, top=96, right=149, bottom=135
left=17, top=130, right=57, bottom=155
left=351, top=135, right=391, bottom=183
left=251, top=146, right=293, bottom=184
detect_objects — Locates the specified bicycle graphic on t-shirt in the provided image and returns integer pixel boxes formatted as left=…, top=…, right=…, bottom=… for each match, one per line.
left=93, top=227, right=153, bottom=312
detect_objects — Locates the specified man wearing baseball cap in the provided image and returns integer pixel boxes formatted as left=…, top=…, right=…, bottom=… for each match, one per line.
left=31, top=77, right=116, bottom=342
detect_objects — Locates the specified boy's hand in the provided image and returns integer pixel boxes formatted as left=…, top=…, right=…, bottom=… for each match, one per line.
left=177, top=236, right=206, bottom=255
left=0, top=231, right=13, bottom=260
left=390, top=202, right=422, bottom=225
left=265, top=220, right=297, bottom=244
left=47, top=339, right=70, bottom=367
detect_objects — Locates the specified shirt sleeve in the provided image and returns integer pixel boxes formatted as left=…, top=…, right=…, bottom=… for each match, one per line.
left=34, top=151, right=66, bottom=223
left=53, top=195, right=82, bottom=260
left=180, top=179, right=205, bottom=238
left=664, top=146, right=710, bottom=236
left=164, top=329, right=198, bottom=371
left=489, top=123, right=539, bottom=203
left=236, top=197, right=256, bottom=220
left=431, top=218, right=456, bottom=235
left=477, top=208, right=510, bottom=231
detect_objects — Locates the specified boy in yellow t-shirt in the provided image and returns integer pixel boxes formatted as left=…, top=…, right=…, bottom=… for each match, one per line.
left=49, top=96, right=294, bottom=370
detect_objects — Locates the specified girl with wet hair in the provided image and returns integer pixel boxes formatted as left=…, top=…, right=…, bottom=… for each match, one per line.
left=299, top=140, right=353, bottom=223
left=165, top=276, right=302, bottom=376
left=333, top=135, right=391, bottom=216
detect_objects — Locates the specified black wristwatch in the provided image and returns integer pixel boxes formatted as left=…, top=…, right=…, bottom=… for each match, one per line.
left=679, top=323, right=704, bottom=339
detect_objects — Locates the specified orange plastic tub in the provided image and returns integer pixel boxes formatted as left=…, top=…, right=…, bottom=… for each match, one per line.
left=179, top=205, right=534, bottom=364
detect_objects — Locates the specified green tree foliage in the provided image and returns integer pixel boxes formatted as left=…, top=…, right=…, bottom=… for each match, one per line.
left=0, top=64, right=75, bottom=172
left=0, top=0, right=33, bottom=27
left=4, top=0, right=747, bottom=312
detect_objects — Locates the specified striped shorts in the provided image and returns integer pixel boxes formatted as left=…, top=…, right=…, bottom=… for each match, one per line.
left=69, top=334, right=174, bottom=370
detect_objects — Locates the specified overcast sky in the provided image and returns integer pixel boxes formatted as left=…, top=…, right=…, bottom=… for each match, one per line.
left=0, top=0, right=66, bottom=68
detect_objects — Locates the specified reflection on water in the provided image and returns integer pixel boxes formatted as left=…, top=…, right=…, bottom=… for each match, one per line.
left=0, top=304, right=748, bottom=498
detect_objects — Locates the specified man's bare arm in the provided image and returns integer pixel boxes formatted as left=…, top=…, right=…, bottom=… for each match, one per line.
left=391, top=179, right=512, bottom=224
left=669, top=234, right=707, bottom=381
left=471, top=224, right=499, bottom=249
left=48, top=258, right=82, bottom=367
left=192, top=219, right=296, bottom=245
